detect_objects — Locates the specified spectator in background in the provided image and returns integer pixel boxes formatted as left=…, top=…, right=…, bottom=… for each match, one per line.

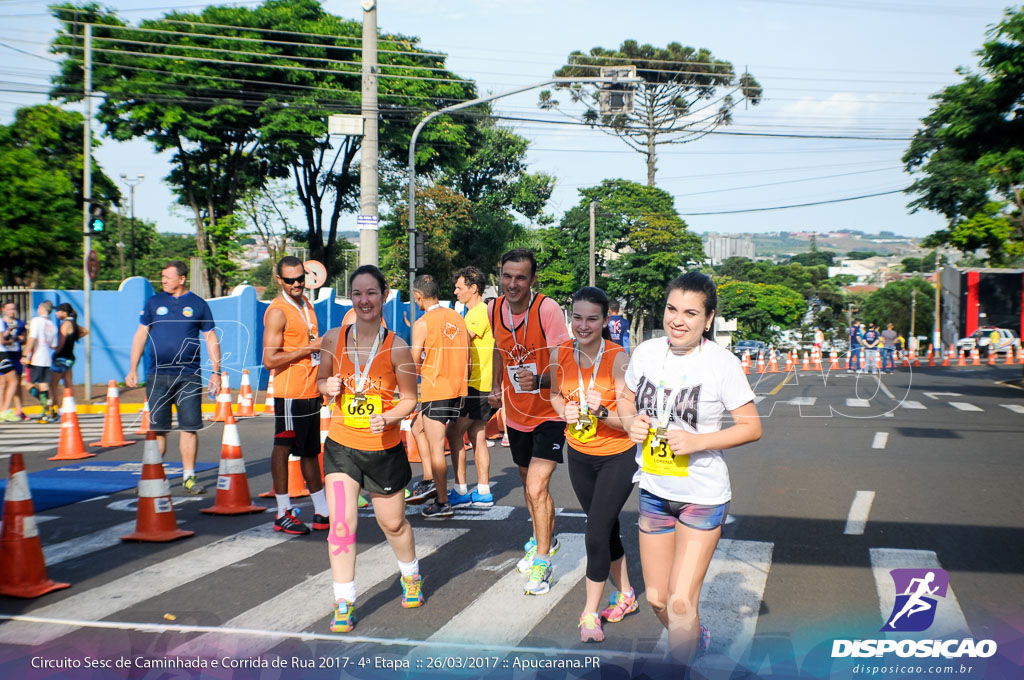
left=23, top=301, right=58, bottom=422
left=881, top=323, right=898, bottom=374
left=862, top=323, right=880, bottom=375
left=606, top=301, right=630, bottom=353
left=0, top=301, right=28, bottom=422
left=848, top=320, right=863, bottom=373
left=50, top=303, right=88, bottom=399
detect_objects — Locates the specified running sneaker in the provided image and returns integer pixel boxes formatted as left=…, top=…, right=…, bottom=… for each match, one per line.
left=274, top=509, right=310, bottom=535
left=182, top=475, right=206, bottom=495
left=447, top=488, right=473, bottom=507
left=579, top=612, right=604, bottom=643
left=0, top=409, right=17, bottom=423
left=470, top=489, right=494, bottom=507
left=310, top=513, right=330, bottom=531
left=331, top=599, right=356, bottom=633
left=357, top=495, right=369, bottom=509
left=405, top=480, right=436, bottom=505
left=516, top=536, right=561, bottom=573
left=35, top=412, right=54, bottom=424
left=421, top=500, right=454, bottom=520
left=523, top=560, right=552, bottom=595
left=400, top=574, right=425, bottom=608
left=500, top=433, right=510, bottom=447
left=600, top=588, right=639, bottom=623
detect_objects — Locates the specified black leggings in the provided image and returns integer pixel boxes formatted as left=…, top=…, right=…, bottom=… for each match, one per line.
left=567, top=445, right=638, bottom=582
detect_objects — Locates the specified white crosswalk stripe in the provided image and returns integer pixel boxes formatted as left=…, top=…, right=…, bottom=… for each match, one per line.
left=1001, top=404, right=1024, bottom=414
left=899, top=400, right=927, bottom=409
left=0, top=415, right=109, bottom=453
left=949, top=401, right=982, bottom=412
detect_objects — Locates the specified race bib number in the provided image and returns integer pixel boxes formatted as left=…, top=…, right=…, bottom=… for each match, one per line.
left=506, top=363, right=540, bottom=394
left=341, top=393, right=383, bottom=429
left=567, top=413, right=598, bottom=443
left=641, top=429, right=689, bottom=477
left=310, top=352, right=321, bottom=368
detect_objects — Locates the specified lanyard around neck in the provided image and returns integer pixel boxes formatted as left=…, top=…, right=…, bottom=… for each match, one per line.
left=574, top=339, right=605, bottom=415
left=282, top=293, right=314, bottom=341
left=350, top=324, right=384, bottom=394
left=504, top=293, right=534, bottom=357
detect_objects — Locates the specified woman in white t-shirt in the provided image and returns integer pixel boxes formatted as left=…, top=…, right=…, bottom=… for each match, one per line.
left=618, top=272, right=761, bottom=666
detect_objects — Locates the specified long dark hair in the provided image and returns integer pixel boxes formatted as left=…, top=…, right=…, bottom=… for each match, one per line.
left=349, top=264, right=388, bottom=292
left=56, top=302, right=80, bottom=339
left=571, top=286, right=612, bottom=340
left=666, top=272, right=717, bottom=341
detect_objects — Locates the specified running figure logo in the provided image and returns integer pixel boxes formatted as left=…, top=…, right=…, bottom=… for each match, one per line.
left=882, top=569, right=950, bottom=632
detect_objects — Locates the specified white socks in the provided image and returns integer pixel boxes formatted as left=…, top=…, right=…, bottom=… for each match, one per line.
left=333, top=580, right=356, bottom=604
left=311, top=489, right=328, bottom=516
left=477, top=484, right=491, bottom=495
left=275, top=493, right=290, bottom=518
left=397, top=558, right=419, bottom=578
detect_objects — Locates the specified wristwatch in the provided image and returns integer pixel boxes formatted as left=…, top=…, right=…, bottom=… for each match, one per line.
left=595, top=405, right=609, bottom=420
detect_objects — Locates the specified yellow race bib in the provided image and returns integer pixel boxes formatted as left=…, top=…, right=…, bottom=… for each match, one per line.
left=567, top=413, right=598, bottom=443
left=341, top=393, right=384, bottom=429
left=641, top=428, right=689, bottom=477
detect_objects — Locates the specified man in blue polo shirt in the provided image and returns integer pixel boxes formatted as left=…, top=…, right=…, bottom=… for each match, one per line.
left=606, top=300, right=630, bottom=353
left=125, top=260, right=222, bottom=494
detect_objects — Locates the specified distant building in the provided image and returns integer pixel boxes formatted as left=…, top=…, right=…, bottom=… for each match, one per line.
left=704, top=233, right=755, bottom=265
left=940, top=266, right=1023, bottom=348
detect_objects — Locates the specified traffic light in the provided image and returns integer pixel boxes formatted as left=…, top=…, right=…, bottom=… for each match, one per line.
left=87, top=202, right=107, bottom=236
left=414, top=230, right=426, bottom=270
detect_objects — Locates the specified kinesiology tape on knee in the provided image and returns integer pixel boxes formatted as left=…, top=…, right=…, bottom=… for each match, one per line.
left=328, top=480, right=356, bottom=556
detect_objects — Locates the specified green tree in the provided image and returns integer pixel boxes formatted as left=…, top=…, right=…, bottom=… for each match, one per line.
left=903, top=8, right=1024, bottom=264
left=845, top=250, right=879, bottom=260
left=861, top=278, right=935, bottom=339
left=717, top=280, right=805, bottom=342
left=0, top=104, right=120, bottom=285
left=540, top=40, right=761, bottom=185
left=901, top=257, right=923, bottom=273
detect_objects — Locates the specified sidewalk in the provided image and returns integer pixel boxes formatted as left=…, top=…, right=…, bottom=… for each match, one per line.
left=15, top=383, right=242, bottom=415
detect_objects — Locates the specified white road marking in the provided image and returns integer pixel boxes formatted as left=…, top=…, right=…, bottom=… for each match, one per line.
left=657, top=539, right=774, bottom=660
left=785, top=397, right=816, bottom=406
left=872, top=432, right=889, bottom=449
left=174, top=527, right=467, bottom=658
left=846, top=398, right=871, bottom=408
left=423, top=532, right=586, bottom=648
left=754, top=396, right=766, bottom=404
left=949, top=402, right=982, bottom=412
left=1000, top=404, right=1024, bottom=414
left=843, top=491, right=876, bottom=535
left=923, top=391, right=962, bottom=400
left=361, top=505, right=514, bottom=520
left=899, top=400, right=926, bottom=410
left=870, top=548, right=972, bottom=638
left=43, top=521, right=144, bottom=565
left=877, top=380, right=896, bottom=400
left=0, top=524, right=295, bottom=646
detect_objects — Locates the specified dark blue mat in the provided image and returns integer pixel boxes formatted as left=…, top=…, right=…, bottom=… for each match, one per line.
left=0, top=461, right=219, bottom=512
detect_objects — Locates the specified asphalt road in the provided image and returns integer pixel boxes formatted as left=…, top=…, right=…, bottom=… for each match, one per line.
left=0, top=363, right=1021, bottom=680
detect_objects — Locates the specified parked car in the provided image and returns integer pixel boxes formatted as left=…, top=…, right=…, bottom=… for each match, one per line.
left=733, top=340, right=767, bottom=359
left=956, top=327, right=1021, bottom=357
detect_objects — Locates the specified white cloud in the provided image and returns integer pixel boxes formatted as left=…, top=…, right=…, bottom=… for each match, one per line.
left=773, top=92, right=886, bottom=128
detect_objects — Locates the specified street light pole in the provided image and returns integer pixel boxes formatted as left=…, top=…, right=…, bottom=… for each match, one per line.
left=119, top=174, right=144, bottom=277
left=406, top=75, right=641, bottom=324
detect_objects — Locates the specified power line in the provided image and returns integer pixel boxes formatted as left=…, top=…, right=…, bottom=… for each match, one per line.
left=677, top=189, right=905, bottom=215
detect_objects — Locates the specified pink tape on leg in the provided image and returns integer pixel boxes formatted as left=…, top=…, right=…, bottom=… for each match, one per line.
left=328, top=480, right=356, bottom=556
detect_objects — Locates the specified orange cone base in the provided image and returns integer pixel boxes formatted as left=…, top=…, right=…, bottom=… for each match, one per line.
left=0, top=540, right=71, bottom=598
left=121, top=527, right=195, bottom=542
left=90, top=438, right=135, bottom=448
left=49, top=450, right=95, bottom=461
left=200, top=502, right=266, bottom=515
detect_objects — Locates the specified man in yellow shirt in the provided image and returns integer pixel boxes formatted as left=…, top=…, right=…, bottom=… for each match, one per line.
left=447, top=267, right=495, bottom=507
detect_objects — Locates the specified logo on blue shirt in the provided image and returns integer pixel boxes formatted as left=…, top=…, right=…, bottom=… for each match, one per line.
left=156, top=306, right=169, bottom=316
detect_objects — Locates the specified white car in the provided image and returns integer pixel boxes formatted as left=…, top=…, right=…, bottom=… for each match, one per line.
left=956, top=327, right=1020, bottom=357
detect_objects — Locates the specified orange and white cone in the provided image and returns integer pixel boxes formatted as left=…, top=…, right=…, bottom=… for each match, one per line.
left=987, top=349, right=997, bottom=366
left=942, top=348, right=950, bottom=367
left=813, top=349, right=822, bottom=371
left=201, top=411, right=265, bottom=515
left=0, top=454, right=71, bottom=598
left=262, top=371, right=275, bottom=415
left=90, top=380, right=135, bottom=448
left=121, top=432, right=194, bottom=542
left=802, top=351, right=811, bottom=371
left=958, top=349, right=966, bottom=367
left=485, top=408, right=503, bottom=440
left=135, top=400, right=151, bottom=435
left=829, top=349, right=839, bottom=370
left=768, top=352, right=779, bottom=373
left=1006, top=348, right=1015, bottom=365
left=741, top=351, right=750, bottom=375
left=49, top=389, right=94, bottom=461
left=236, top=370, right=256, bottom=418
left=209, top=371, right=234, bottom=422
left=402, top=417, right=421, bottom=463
left=756, top=352, right=766, bottom=374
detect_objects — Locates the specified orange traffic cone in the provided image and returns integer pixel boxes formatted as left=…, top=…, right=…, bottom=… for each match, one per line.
left=941, top=348, right=950, bottom=367
left=927, top=345, right=934, bottom=367
left=134, top=400, right=151, bottom=435
left=319, top=402, right=331, bottom=452
left=957, top=349, right=966, bottom=367
left=970, top=348, right=980, bottom=366
left=121, top=432, right=194, bottom=542
left=756, top=352, right=766, bottom=374
left=0, top=454, right=71, bottom=598
left=209, top=371, right=234, bottom=422
left=485, top=408, right=503, bottom=440
left=1017, top=347, right=1024, bottom=363
left=768, top=352, right=778, bottom=373
left=784, top=352, right=793, bottom=372
left=49, top=389, right=94, bottom=461
left=402, top=419, right=421, bottom=463
left=236, top=369, right=256, bottom=418
left=829, top=349, right=839, bottom=370
left=262, top=370, right=275, bottom=415
left=201, top=412, right=265, bottom=515
left=987, top=349, right=996, bottom=366
left=1006, top=348, right=1015, bottom=365
left=90, top=380, right=135, bottom=448
left=812, top=349, right=822, bottom=371
left=801, top=351, right=811, bottom=371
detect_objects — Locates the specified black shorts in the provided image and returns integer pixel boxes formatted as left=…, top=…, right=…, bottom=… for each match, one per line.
left=322, top=438, right=412, bottom=496
left=274, top=396, right=324, bottom=458
left=460, top=387, right=492, bottom=422
left=421, top=397, right=464, bottom=425
left=28, top=365, right=51, bottom=385
left=507, top=420, right=565, bottom=468
left=0, top=351, right=22, bottom=376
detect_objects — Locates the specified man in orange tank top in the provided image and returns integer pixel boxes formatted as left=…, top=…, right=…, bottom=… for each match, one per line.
left=487, top=249, right=570, bottom=595
left=262, top=257, right=329, bottom=535
left=409, top=275, right=469, bottom=520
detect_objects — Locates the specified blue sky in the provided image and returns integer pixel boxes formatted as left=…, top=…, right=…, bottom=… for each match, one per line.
left=0, top=0, right=1012, bottom=239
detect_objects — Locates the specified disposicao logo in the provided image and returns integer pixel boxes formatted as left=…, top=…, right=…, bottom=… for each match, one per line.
left=832, top=568, right=998, bottom=659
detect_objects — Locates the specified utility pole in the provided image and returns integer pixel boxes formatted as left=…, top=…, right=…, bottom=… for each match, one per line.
left=82, top=23, right=93, bottom=402
left=910, top=287, right=917, bottom=342
left=359, top=0, right=379, bottom=266
left=588, top=201, right=596, bottom=286
left=120, top=174, right=143, bottom=276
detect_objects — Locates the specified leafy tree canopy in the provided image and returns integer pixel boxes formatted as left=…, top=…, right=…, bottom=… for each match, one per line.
left=861, top=278, right=935, bottom=339
left=716, top=280, right=805, bottom=342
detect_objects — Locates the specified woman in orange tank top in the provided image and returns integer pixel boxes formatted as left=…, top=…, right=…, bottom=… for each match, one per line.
left=549, top=287, right=638, bottom=644
left=316, top=265, right=421, bottom=634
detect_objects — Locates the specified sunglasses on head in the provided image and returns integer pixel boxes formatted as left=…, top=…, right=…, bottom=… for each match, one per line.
left=280, top=274, right=307, bottom=285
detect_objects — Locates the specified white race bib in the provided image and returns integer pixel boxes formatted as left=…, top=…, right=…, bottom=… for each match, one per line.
left=507, top=362, right=540, bottom=394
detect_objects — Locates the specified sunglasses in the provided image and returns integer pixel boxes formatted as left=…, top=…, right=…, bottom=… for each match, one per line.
left=280, top=274, right=307, bottom=285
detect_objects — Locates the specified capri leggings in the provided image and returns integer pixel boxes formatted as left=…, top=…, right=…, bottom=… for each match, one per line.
left=566, top=445, right=638, bottom=582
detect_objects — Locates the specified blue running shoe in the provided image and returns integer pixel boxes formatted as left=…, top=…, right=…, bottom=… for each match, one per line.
left=470, top=489, right=494, bottom=507
left=447, top=488, right=473, bottom=507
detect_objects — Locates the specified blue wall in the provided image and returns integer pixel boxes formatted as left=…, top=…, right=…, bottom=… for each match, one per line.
left=31, top=280, right=416, bottom=391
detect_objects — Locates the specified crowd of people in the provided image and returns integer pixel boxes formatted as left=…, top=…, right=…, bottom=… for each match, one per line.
left=847, top=319, right=905, bottom=374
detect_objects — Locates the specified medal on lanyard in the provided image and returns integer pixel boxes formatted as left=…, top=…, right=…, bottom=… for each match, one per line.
left=574, top=339, right=605, bottom=433
left=505, top=293, right=534, bottom=368
left=651, top=345, right=683, bottom=448
left=351, top=324, right=384, bottom=404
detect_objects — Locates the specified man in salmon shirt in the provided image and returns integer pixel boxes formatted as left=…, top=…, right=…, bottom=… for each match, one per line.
left=409, top=275, right=469, bottom=520
left=488, top=249, right=571, bottom=595
left=262, top=257, right=329, bottom=535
